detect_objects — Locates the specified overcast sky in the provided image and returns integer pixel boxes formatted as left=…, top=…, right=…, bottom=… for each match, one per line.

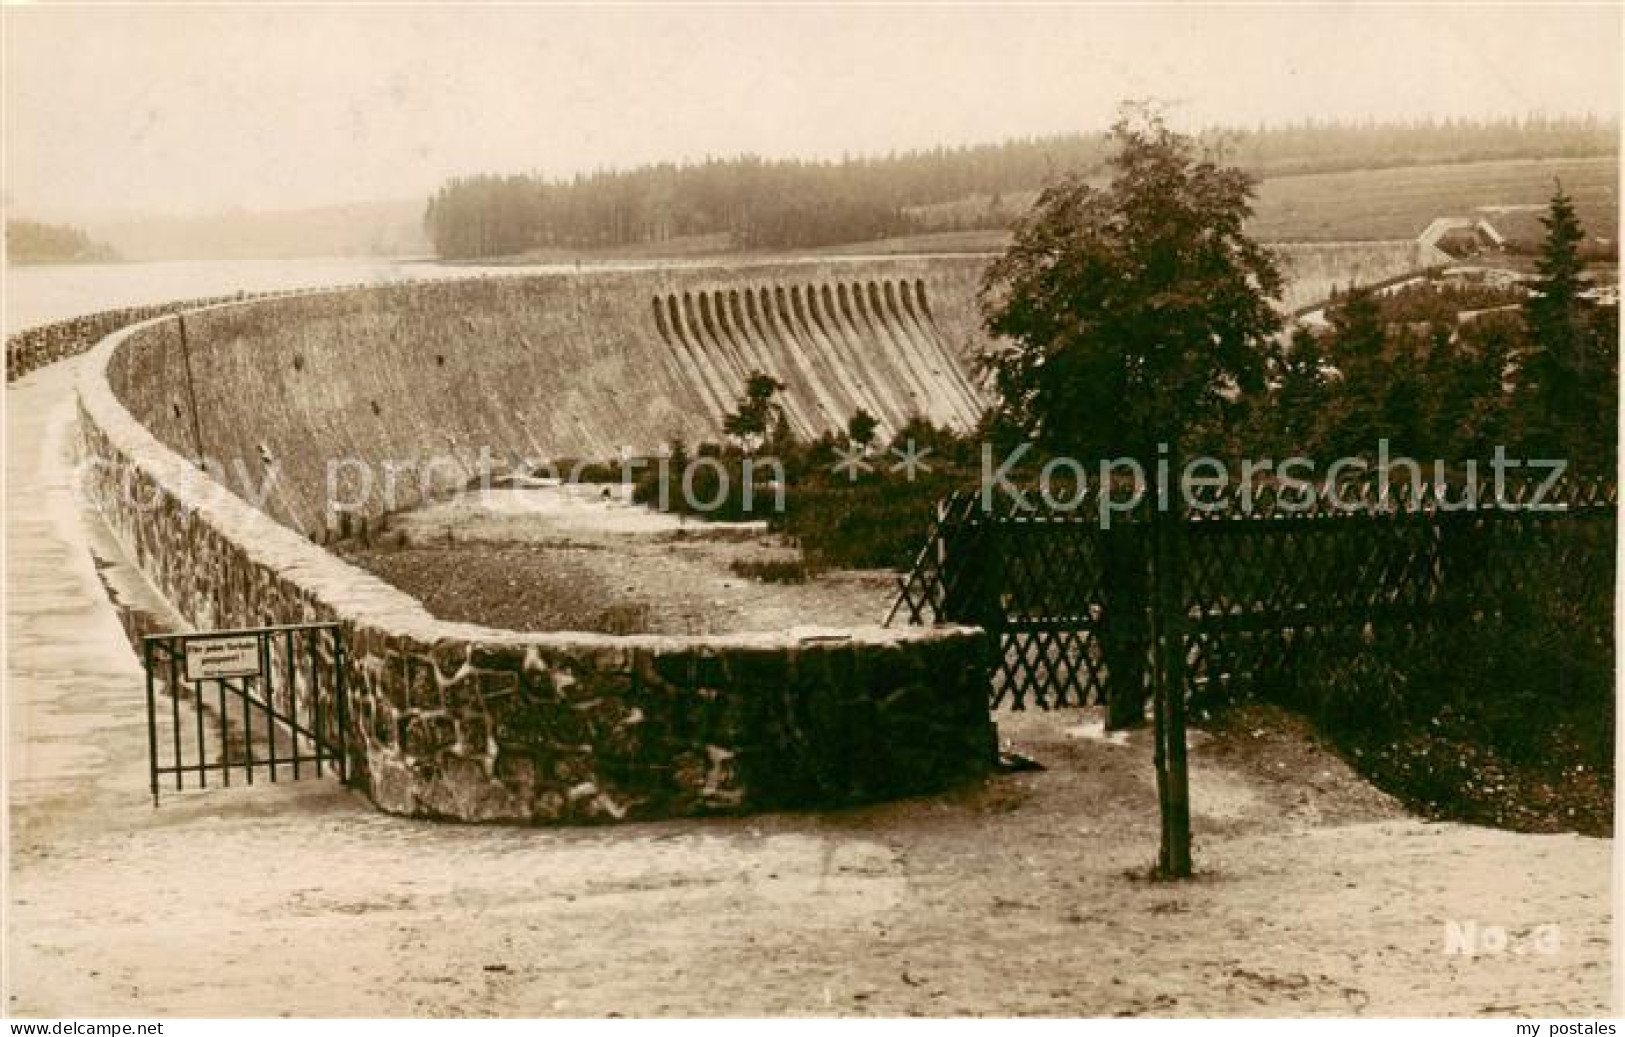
left=4, top=3, right=1620, bottom=219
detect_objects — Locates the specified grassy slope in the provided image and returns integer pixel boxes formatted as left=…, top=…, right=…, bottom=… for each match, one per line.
left=898, top=155, right=1619, bottom=247
left=1247, top=155, right=1618, bottom=242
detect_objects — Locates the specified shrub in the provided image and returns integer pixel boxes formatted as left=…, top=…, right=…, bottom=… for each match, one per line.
left=1283, top=521, right=1613, bottom=831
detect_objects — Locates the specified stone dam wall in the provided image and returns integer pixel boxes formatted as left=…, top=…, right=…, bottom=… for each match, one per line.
left=1273, top=240, right=1436, bottom=314
left=105, top=258, right=996, bottom=535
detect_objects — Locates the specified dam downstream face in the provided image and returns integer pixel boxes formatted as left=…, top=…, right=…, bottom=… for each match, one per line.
left=106, top=257, right=998, bottom=538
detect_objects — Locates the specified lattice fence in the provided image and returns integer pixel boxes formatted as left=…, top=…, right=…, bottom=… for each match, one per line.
left=888, top=478, right=1617, bottom=711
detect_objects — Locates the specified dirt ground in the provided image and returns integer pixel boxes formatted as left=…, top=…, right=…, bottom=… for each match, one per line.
left=342, top=485, right=898, bottom=634
left=6, top=361, right=1615, bottom=1018
left=9, top=697, right=1615, bottom=1018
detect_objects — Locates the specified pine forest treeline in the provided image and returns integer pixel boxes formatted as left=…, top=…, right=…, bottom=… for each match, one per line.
left=6, top=219, right=120, bottom=264
left=425, top=115, right=1616, bottom=259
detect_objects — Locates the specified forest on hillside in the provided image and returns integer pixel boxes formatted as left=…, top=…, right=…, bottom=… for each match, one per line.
left=424, top=115, right=1618, bottom=259
left=6, top=219, right=120, bottom=264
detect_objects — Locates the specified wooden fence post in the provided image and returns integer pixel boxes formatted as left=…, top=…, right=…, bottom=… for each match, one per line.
left=1102, top=523, right=1151, bottom=729
left=1152, top=468, right=1193, bottom=878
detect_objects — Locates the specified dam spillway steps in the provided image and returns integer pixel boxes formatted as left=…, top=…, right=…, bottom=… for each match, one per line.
left=651, top=276, right=984, bottom=440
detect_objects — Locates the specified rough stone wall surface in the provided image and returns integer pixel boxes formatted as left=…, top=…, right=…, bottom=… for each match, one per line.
left=79, top=313, right=997, bottom=824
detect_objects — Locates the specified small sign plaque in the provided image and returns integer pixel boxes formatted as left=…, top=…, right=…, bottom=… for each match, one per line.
left=184, top=634, right=262, bottom=682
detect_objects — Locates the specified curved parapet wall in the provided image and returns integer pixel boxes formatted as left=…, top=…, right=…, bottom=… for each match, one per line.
left=78, top=296, right=997, bottom=823
left=104, top=258, right=996, bottom=535
left=6, top=290, right=313, bottom=382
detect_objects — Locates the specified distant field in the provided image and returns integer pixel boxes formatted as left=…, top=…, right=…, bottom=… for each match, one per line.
left=1249, top=156, right=1617, bottom=242
left=902, top=156, right=1618, bottom=245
